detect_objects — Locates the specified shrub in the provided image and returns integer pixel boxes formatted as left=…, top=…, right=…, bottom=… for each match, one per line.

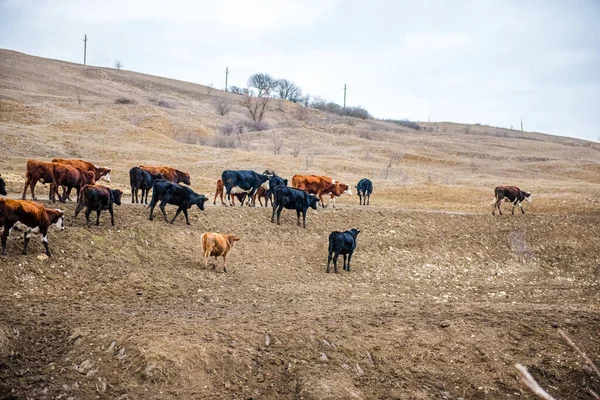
left=228, top=86, right=248, bottom=95
left=220, top=120, right=270, bottom=135
left=310, top=97, right=372, bottom=120
left=216, top=101, right=231, bottom=116
left=115, top=97, right=136, bottom=105
left=383, top=119, right=421, bottom=130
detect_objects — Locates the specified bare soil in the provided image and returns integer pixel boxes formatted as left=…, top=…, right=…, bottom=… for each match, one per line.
left=0, top=49, right=599, bottom=399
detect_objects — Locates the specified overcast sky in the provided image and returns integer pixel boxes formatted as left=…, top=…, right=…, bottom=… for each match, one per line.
left=1, top=0, right=599, bottom=141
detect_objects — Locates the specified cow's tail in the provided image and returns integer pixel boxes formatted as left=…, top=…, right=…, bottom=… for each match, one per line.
left=129, top=168, right=136, bottom=191
left=491, top=187, right=500, bottom=208
left=328, top=232, right=336, bottom=254
left=78, top=185, right=89, bottom=206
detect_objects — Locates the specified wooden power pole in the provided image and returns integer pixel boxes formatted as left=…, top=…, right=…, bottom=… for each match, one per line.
left=225, top=67, right=229, bottom=92
left=343, top=84, right=347, bottom=108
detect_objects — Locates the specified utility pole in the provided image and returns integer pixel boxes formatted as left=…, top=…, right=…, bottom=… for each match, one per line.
left=520, top=118, right=523, bottom=131
left=225, top=67, right=229, bottom=92
left=83, top=34, right=87, bottom=65
left=428, top=98, right=431, bottom=123
left=343, top=84, right=347, bottom=108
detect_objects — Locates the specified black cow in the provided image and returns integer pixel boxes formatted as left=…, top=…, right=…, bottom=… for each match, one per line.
left=221, top=170, right=269, bottom=207
left=270, top=186, right=318, bottom=228
left=149, top=180, right=208, bottom=225
left=355, top=178, right=373, bottom=206
left=264, top=174, right=288, bottom=207
left=492, top=186, right=532, bottom=215
left=327, top=228, right=360, bottom=273
left=73, top=184, right=123, bottom=227
left=129, top=167, right=163, bottom=204
left=0, top=176, right=6, bottom=196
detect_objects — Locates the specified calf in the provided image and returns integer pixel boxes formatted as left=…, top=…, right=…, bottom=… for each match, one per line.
left=261, top=174, right=287, bottom=207
left=149, top=180, right=208, bottom=225
left=271, top=186, right=318, bottom=228
left=356, top=178, right=373, bottom=205
left=129, top=167, right=163, bottom=204
left=0, top=175, right=6, bottom=196
left=201, top=232, right=240, bottom=272
left=221, top=170, right=269, bottom=207
left=0, top=199, right=64, bottom=257
left=327, top=228, right=360, bottom=273
left=492, top=186, right=532, bottom=215
left=213, top=179, right=247, bottom=206
left=51, top=164, right=96, bottom=203
left=73, top=184, right=123, bottom=227
left=325, top=181, right=352, bottom=208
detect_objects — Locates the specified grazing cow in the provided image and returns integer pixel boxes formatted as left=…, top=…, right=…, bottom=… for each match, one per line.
left=0, top=175, right=6, bottom=196
left=213, top=179, right=248, bottom=206
left=139, top=165, right=191, bottom=185
left=0, top=199, right=64, bottom=257
left=356, top=178, right=373, bottom=205
left=73, top=184, right=123, bottom=227
left=52, top=158, right=111, bottom=201
left=327, top=228, right=360, bottom=273
left=271, top=186, right=318, bottom=228
left=292, top=174, right=351, bottom=208
left=221, top=170, right=269, bottom=207
left=201, top=232, right=240, bottom=272
left=51, top=164, right=96, bottom=203
left=129, top=167, right=163, bottom=204
left=492, top=186, right=532, bottom=216
left=22, top=160, right=58, bottom=200
left=149, top=180, right=208, bottom=225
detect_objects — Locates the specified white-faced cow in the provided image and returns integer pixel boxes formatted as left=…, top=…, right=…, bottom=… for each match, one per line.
left=492, top=186, right=532, bottom=215
left=149, top=180, right=208, bottom=225
left=327, top=228, right=360, bottom=273
left=0, top=199, right=65, bottom=257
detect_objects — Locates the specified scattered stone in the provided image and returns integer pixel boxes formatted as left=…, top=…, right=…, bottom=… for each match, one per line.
left=37, top=254, right=48, bottom=261
left=551, top=322, right=559, bottom=328
left=440, top=321, right=451, bottom=328
left=320, top=352, right=328, bottom=361
left=265, top=334, right=270, bottom=347
left=355, top=363, right=364, bottom=376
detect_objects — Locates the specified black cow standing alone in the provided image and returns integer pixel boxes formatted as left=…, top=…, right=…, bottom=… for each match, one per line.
left=0, top=175, right=6, bottom=196
left=355, top=178, right=373, bottom=205
left=73, top=184, right=123, bottom=227
left=492, top=186, right=532, bottom=215
left=221, top=170, right=269, bottom=207
left=149, top=180, right=208, bottom=225
left=327, top=228, right=360, bottom=273
left=271, top=186, right=318, bottom=228
left=129, top=167, right=163, bottom=204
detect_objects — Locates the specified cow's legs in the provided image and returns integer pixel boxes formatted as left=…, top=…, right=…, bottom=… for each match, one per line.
left=109, top=205, right=115, bottom=225
left=327, top=251, right=333, bottom=273
left=85, top=208, right=92, bottom=227
left=367, top=194, right=370, bottom=205
left=96, top=210, right=101, bottom=226
left=41, top=231, right=52, bottom=257
left=1, top=225, right=11, bottom=255
left=519, top=202, right=525, bottom=214
left=22, top=232, right=30, bottom=255
left=270, top=203, right=276, bottom=223
left=358, top=194, right=362, bottom=205
left=276, top=205, right=284, bottom=225
left=73, top=202, right=85, bottom=225
left=182, top=208, right=190, bottom=225
left=342, top=254, right=347, bottom=271
left=159, top=200, right=170, bottom=222
left=332, top=253, right=339, bottom=273
left=346, top=251, right=353, bottom=272
left=296, top=210, right=301, bottom=226
left=148, top=198, right=158, bottom=220
left=222, top=254, right=227, bottom=273
left=22, top=176, right=32, bottom=200
left=302, top=210, right=307, bottom=229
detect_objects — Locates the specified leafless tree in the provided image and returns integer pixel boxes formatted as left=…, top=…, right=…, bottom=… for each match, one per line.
left=76, top=94, right=84, bottom=106
left=291, top=137, right=302, bottom=157
left=248, top=73, right=277, bottom=97
left=390, top=152, right=403, bottom=166
left=305, top=153, right=314, bottom=170
left=229, top=86, right=248, bottom=95
left=271, top=133, right=283, bottom=155
left=114, top=60, right=123, bottom=70
left=206, top=83, right=214, bottom=95
left=276, top=79, right=303, bottom=102
left=216, top=101, right=231, bottom=116
left=295, top=106, right=310, bottom=122
left=241, top=93, right=271, bottom=122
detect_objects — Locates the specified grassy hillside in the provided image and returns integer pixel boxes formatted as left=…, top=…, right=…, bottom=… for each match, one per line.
left=0, top=49, right=599, bottom=399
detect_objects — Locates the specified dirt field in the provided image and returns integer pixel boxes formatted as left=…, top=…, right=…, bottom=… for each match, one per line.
left=0, top=49, right=599, bottom=399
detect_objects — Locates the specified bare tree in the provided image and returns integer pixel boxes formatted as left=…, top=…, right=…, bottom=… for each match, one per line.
left=241, top=93, right=271, bottom=122
left=229, top=86, right=248, bottom=95
left=271, top=133, right=283, bottom=155
left=206, top=83, right=214, bottom=95
left=295, top=106, right=310, bottom=122
left=76, top=94, right=84, bottom=106
left=114, top=60, right=123, bottom=70
left=390, top=152, right=403, bottom=166
left=216, top=101, right=231, bottom=116
left=248, top=73, right=277, bottom=97
left=276, top=79, right=303, bottom=102
left=291, top=137, right=302, bottom=157
left=305, top=153, right=314, bottom=170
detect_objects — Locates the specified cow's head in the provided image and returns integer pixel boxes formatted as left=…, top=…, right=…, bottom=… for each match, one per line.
left=111, top=189, right=123, bottom=206
left=259, top=174, right=270, bottom=189
left=349, top=228, right=360, bottom=237
left=263, top=169, right=276, bottom=176
left=50, top=209, right=65, bottom=230
left=83, top=170, right=96, bottom=185
left=338, top=183, right=352, bottom=196
left=226, top=234, right=240, bottom=246
left=306, top=193, right=319, bottom=210
left=195, top=194, right=208, bottom=211
left=178, top=171, right=191, bottom=185
left=0, top=176, right=6, bottom=196
left=524, top=191, right=532, bottom=202
left=98, top=167, right=111, bottom=182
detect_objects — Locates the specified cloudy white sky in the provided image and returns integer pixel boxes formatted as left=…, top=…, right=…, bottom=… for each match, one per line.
left=1, top=0, right=599, bottom=141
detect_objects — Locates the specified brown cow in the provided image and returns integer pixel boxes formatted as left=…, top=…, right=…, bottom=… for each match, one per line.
left=139, top=165, right=191, bottom=185
left=0, top=198, right=64, bottom=256
left=291, top=175, right=351, bottom=208
left=51, top=164, right=96, bottom=203
left=22, top=160, right=58, bottom=201
left=492, top=186, right=532, bottom=215
left=325, top=180, right=352, bottom=208
left=201, top=232, right=240, bottom=272
left=51, top=158, right=111, bottom=182
left=213, top=179, right=247, bottom=206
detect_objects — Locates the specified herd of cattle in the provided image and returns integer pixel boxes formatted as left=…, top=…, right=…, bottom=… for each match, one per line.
left=0, top=158, right=532, bottom=272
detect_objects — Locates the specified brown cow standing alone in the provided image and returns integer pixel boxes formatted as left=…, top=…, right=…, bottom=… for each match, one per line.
left=492, top=186, right=532, bottom=215
left=201, top=232, right=240, bottom=272
left=0, top=199, right=64, bottom=256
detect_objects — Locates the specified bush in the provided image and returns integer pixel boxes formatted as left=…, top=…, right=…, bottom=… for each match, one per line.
left=115, top=97, right=136, bottom=105
left=216, top=101, right=231, bottom=116
left=383, top=119, right=421, bottom=130
left=310, top=98, right=372, bottom=120
left=220, top=120, right=270, bottom=136
left=228, top=86, right=248, bottom=95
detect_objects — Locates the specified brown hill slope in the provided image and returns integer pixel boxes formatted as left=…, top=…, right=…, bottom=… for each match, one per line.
left=0, top=49, right=599, bottom=399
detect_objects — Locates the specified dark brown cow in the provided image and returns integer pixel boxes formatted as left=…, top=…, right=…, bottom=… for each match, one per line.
left=22, top=160, right=58, bottom=201
left=51, top=158, right=111, bottom=200
left=51, top=164, right=96, bottom=203
left=139, top=165, right=191, bottom=185
left=492, top=186, right=532, bottom=215
left=213, top=179, right=247, bottom=206
left=0, top=198, right=64, bottom=256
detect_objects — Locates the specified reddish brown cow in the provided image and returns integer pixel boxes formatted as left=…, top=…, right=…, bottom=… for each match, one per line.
left=201, top=232, right=240, bottom=272
left=0, top=198, right=64, bottom=257
left=291, top=175, right=351, bottom=208
left=325, top=181, right=352, bottom=208
left=139, top=165, right=191, bottom=185
left=492, top=186, right=532, bottom=215
left=51, top=164, right=96, bottom=203
left=52, top=158, right=111, bottom=182
left=22, top=160, right=58, bottom=201
left=213, top=179, right=247, bottom=206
